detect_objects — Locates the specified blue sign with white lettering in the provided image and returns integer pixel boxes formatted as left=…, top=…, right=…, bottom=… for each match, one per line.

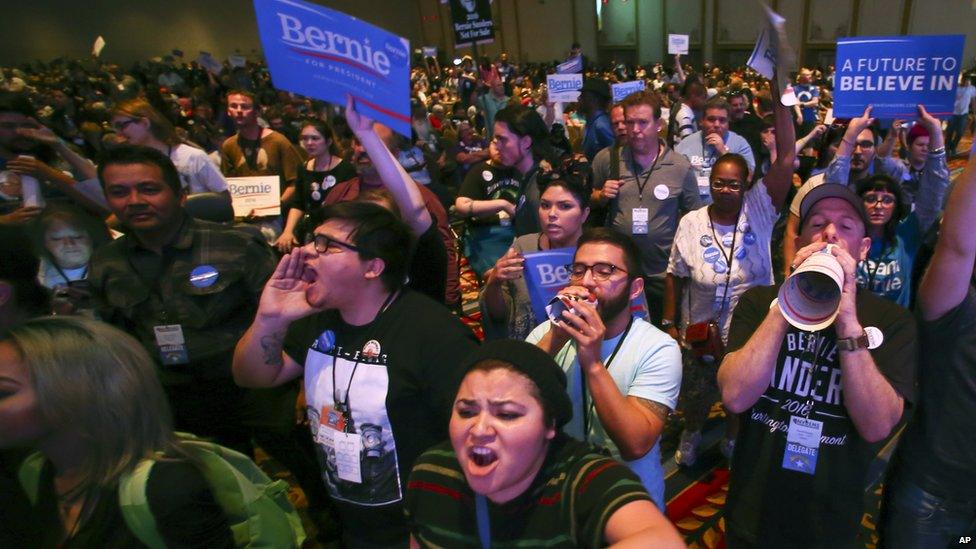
left=253, top=0, right=411, bottom=136
left=834, top=35, right=965, bottom=118
left=611, top=80, right=646, bottom=102
left=523, top=247, right=575, bottom=321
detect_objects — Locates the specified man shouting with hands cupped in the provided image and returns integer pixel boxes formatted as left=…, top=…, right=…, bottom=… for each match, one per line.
left=233, top=185, right=477, bottom=545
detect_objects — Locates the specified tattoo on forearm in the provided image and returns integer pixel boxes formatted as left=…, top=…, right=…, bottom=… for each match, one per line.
left=260, top=332, right=285, bottom=368
left=636, top=398, right=671, bottom=422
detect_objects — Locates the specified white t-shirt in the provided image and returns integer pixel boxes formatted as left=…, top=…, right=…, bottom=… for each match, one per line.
left=170, top=143, right=229, bottom=194
left=526, top=317, right=682, bottom=510
left=667, top=180, right=778, bottom=342
left=953, top=84, right=976, bottom=115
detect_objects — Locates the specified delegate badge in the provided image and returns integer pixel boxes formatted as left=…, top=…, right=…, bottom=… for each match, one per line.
left=782, top=416, right=823, bottom=475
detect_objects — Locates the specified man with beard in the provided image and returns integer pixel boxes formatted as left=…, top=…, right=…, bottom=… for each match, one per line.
left=675, top=96, right=756, bottom=203
left=322, top=97, right=459, bottom=308
left=232, top=200, right=478, bottom=547
left=528, top=227, right=682, bottom=510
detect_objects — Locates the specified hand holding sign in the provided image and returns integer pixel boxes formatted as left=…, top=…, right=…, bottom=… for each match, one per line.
left=489, top=247, right=525, bottom=282
left=841, top=105, right=876, bottom=146
left=345, top=94, right=374, bottom=136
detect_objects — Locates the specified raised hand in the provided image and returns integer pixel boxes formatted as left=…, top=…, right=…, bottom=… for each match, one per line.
left=257, top=247, right=323, bottom=323
left=345, top=94, right=374, bottom=136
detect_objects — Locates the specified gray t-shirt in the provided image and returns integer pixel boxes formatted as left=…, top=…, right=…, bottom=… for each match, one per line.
left=591, top=145, right=701, bottom=276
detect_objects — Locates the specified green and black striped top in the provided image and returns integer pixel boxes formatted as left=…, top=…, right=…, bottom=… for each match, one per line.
left=404, top=435, right=651, bottom=548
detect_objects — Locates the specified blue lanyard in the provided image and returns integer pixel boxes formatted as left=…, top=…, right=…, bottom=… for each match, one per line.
left=475, top=494, right=490, bottom=548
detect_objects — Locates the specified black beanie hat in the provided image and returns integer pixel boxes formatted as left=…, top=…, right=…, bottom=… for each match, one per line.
left=459, top=340, right=573, bottom=429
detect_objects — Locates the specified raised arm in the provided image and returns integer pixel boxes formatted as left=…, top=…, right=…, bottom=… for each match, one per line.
left=918, top=143, right=976, bottom=321
left=346, top=95, right=432, bottom=235
left=233, top=249, right=318, bottom=388
left=913, top=104, right=950, bottom=234
left=764, top=75, right=797, bottom=211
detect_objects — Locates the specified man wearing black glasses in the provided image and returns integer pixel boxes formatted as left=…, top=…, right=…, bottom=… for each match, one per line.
left=233, top=200, right=477, bottom=547
left=529, top=227, right=682, bottom=511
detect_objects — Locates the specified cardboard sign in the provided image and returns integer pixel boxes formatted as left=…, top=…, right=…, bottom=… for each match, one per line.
left=523, top=247, right=650, bottom=322
left=253, top=0, right=412, bottom=136
left=524, top=248, right=574, bottom=321
left=546, top=73, right=583, bottom=102
left=612, top=80, right=646, bottom=102
left=834, top=35, right=965, bottom=118
left=668, top=34, right=689, bottom=55
left=448, top=0, right=495, bottom=46
left=226, top=176, right=281, bottom=217
left=558, top=56, right=583, bottom=74
left=746, top=3, right=797, bottom=106
left=196, top=52, right=224, bottom=75
left=92, top=36, right=106, bottom=57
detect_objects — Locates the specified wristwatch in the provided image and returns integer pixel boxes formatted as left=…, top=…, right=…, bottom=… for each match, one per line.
left=836, top=330, right=870, bottom=351
left=661, top=319, right=675, bottom=330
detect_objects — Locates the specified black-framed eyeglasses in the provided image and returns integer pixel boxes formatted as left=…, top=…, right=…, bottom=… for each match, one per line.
left=307, top=233, right=364, bottom=254
left=853, top=140, right=875, bottom=149
left=711, top=178, right=742, bottom=191
left=111, top=118, right=139, bottom=132
left=566, top=262, right=628, bottom=281
left=862, top=193, right=896, bottom=206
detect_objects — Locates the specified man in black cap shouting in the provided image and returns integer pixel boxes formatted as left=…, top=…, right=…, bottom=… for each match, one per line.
left=717, top=184, right=917, bottom=546
left=580, top=78, right=615, bottom=161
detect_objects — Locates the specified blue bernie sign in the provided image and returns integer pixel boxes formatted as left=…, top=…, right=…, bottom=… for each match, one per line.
left=834, top=35, right=965, bottom=119
left=523, top=247, right=575, bottom=322
left=253, top=0, right=411, bottom=136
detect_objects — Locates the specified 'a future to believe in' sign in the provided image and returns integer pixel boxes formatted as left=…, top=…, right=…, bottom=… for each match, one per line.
left=833, top=35, right=965, bottom=118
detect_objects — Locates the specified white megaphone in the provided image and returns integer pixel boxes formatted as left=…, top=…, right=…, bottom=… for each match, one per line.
left=777, top=245, right=844, bottom=331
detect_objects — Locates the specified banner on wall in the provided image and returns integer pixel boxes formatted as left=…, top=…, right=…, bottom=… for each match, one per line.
left=252, top=0, right=412, bottom=136
left=833, top=35, right=965, bottom=118
left=546, top=73, right=583, bottom=102
left=612, top=80, right=646, bottom=102
left=448, top=0, right=495, bottom=47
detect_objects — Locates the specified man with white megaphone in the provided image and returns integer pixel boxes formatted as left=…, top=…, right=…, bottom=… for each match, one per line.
left=716, top=183, right=917, bottom=546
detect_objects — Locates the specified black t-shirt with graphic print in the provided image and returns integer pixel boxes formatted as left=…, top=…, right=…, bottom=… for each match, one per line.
left=724, top=285, right=916, bottom=547
left=458, top=160, right=521, bottom=227
left=282, top=290, right=478, bottom=546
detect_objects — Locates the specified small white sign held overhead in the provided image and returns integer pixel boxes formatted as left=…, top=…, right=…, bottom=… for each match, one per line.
left=668, top=34, right=689, bottom=55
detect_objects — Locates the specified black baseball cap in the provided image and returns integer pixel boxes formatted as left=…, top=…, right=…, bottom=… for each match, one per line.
left=799, top=183, right=870, bottom=228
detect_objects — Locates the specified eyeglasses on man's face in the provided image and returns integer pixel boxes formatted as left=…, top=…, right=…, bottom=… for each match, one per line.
left=566, top=262, right=628, bottom=281
left=307, top=233, right=364, bottom=254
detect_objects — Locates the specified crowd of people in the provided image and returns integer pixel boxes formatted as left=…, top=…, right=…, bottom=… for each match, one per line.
left=1, top=39, right=975, bottom=548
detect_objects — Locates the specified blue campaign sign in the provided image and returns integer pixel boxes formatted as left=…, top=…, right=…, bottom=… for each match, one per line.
left=523, top=247, right=575, bottom=321
left=612, top=80, right=645, bottom=102
left=253, top=0, right=411, bottom=136
left=834, top=35, right=965, bottom=118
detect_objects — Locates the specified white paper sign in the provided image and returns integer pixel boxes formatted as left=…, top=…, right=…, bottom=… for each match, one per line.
left=422, top=46, right=437, bottom=58
left=546, top=73, right=583, bottom=102
left=611, top=80, right=646, bottom=102
left=92, top=36, right=106, bottom=57
left=668, top=34, right=689, bottom=55
left=746, top=2, right=797, bottom=106
left=228, top=55, right=247, bottom=68
left=226, top=176, right=281, bottom=217
left=196, top=52, right=223, bottom=75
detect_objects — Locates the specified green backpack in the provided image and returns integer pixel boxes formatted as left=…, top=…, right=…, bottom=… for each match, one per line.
left=18, top=434, right=306, bottom=548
